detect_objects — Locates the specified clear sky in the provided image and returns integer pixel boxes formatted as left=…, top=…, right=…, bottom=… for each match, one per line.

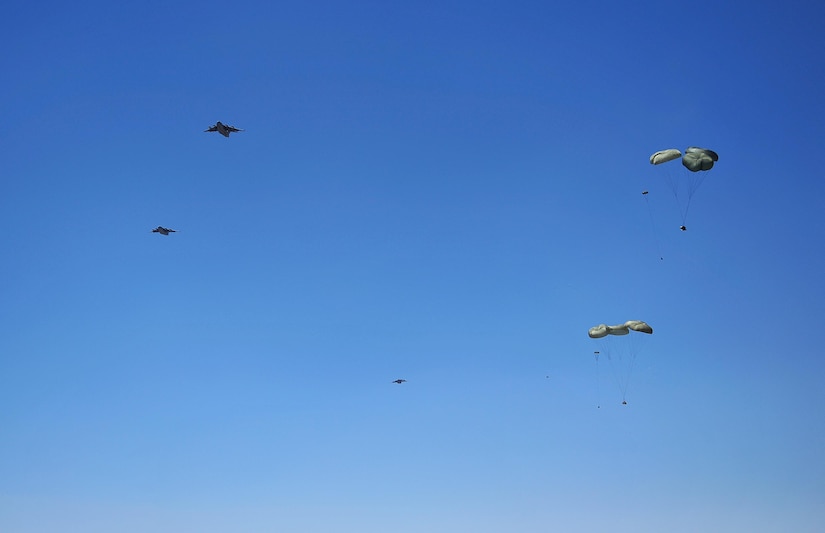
left=2, top=1, right=824, bottom=531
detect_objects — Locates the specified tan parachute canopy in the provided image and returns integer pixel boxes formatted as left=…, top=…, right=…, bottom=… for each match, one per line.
left=649, top=149, right=682, bottom=165
left=588, top=320, right=653, bottom=338
left=682, top=147, right=719, bottom=172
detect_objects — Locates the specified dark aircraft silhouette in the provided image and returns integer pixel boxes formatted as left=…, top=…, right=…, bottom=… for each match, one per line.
left=152, top=226, right=176, bottom=235
left=204, top=121, right=243, bottom=137
left=391, top=379, right=407, bottom=384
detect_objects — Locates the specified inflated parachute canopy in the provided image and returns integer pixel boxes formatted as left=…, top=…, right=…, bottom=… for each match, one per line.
left=650, top=149, right=682, bottom=165
left=625, top=320, right=653, bottom=334
left=588, top=320, right=653, bottom=338
left=682, top=147, right=718, bottom=172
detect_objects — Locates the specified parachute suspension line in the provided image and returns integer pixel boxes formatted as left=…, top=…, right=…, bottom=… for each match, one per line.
left=682, top=199, right=692, bottom=227
left=594, top=351, right=601, bottom=409
left=681, top=172, right=708, bottom=226
left=620, top=351, right=638, bottom=404
left=675, top=182, right=689, bottom=227
left=687, top=171, right=707, bottom=200
left=665, top=171, right=680, bottom=203
left=620, top=332, right=644, bottom=404
left=605, top=350, right=625, bottom=403
left=643, top=193, right=664, bottom=260
left=605, top=342, right=637, bottom=404
left=664, top=171, right=689, bottom=227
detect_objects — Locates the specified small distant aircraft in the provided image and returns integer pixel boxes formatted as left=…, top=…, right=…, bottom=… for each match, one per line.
left=204, top=121, right=243, bottom=137
left=391, top=379, right=407, bottom=384
left=152, top=226, right=176, bottom=235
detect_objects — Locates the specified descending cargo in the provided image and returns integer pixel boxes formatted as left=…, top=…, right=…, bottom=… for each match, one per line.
left=649, top=146, right=719, bottom=230
left=588, top=320, right=653, bottom=405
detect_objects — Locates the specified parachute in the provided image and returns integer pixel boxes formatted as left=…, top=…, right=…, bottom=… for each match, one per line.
left=682, top=147, right=718, bottom=172
left=649, top=146, right=718, bottom=229
left=649, top=149, right=681, bottom=165
left=588, top=320, right=653, bottom=338
left=588, top=320, right=653, bottom=405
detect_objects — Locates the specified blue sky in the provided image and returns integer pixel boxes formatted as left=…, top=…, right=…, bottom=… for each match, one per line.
left=2, top=1, right=824, bottom=531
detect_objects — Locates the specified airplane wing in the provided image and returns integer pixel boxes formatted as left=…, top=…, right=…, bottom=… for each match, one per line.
left=205, top=126, right=218, bottom=132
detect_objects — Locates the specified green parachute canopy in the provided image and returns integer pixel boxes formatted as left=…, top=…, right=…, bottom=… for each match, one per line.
left=682, top=147, right=719, bottom=172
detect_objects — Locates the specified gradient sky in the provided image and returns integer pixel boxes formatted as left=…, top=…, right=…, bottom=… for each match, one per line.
left=2, top=1, right=825, bottom=531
